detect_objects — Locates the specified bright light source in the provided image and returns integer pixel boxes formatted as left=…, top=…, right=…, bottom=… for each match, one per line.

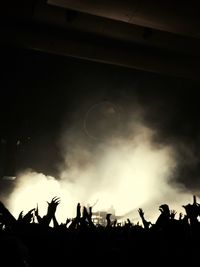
left=8, top=116, right=192, bottom=223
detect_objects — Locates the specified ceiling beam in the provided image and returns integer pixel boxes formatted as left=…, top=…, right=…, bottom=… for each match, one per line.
left=48, top=0, right=200, bottom=38
left=1, top=22, right=199, bottom=81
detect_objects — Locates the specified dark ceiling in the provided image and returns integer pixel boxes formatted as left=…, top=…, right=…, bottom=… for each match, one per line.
left=1, top=0, right=200, bottom=80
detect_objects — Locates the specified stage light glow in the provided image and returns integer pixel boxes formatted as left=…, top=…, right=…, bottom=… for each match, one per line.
left=8, top=120, right=192, bottom=224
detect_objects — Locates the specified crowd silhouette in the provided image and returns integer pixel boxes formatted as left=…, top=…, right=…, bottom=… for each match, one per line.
left=0, top=195, right=200, bottom=267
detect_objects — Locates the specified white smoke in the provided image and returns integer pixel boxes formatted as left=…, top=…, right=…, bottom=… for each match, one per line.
left=8, top=103, right=194, bottom=224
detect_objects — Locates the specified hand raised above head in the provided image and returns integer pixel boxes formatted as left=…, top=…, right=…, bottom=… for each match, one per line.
left=76, top=203, right=81, bottom=219
left=18, top=211, right=24, bottom=221
left=35, top=204, right=39, bottom=217
left=46, top=197, right=60, bottom=218
left=138, top=208, right=144, bottom=217
left=22, top=208, right=35, bottom=224
left=170, top=210, right=177, bottom=219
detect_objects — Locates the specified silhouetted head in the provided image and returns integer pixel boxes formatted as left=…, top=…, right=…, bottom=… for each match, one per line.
left=159, top=204, right=170, bottom=214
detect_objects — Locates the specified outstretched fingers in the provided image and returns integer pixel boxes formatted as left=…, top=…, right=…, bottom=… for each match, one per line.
left=51, top=197, right=61, bottom=205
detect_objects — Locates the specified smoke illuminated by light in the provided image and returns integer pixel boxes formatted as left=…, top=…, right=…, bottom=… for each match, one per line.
left=8, top=104, right=193, bottom=223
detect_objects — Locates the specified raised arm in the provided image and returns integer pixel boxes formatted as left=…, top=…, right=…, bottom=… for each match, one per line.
left=41, top=197, right=60, bottom=226
left=138, top=208, right=151, bottom=230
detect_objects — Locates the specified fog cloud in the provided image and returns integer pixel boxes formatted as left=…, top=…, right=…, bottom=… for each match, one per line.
left=8, top=102, right=195, bottom=223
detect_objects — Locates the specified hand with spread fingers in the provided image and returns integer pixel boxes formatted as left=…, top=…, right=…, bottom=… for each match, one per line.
left=170, top=210, right=177, bottom=220
left=47, top=197, right=60, bottom=217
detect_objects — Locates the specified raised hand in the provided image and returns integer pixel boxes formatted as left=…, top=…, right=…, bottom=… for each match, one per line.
left=138, top=208, right=144, bottom=218
left=35, top=204, right=39, bottom=217
left=18, top=211, right=24, bottom=221
left=47, top=197, right=60, bottom=217
left=170, top=210, right=177, bottom=219
left=126, top=218, right=132, bottom=227
left=76, top=203, right=81, bottom=219
left=40, top=197, right=60, bottom=226
left=89, top=206, right=92, bottom=219
left=22, top=208, right=35, bottom=224
left=106, top=213, right=112, bottom=227
left=81, top=206, right=94, bottom=228
left=83, top=206, right=88, bottom=220
left=138, top=208, right=151, bottom=229
left=34, top=204, right=43, bottom=224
